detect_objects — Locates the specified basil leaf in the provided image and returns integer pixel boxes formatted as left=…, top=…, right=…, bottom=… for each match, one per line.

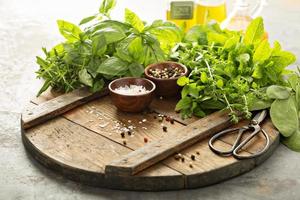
left=128, top=36, right=145, bottom=64
left=97, top=57, right=129, bottom=76
left=270, top=96, right=298, bottom=137
left=57, top=20, right=82, bottom=42
left=92, top=34, right=107, bottom=56
left=91, top=79, right=105, bottom=93
left=146, top=20, right=183, bottom=53
left=128, top=63, right=144, bottom=77
left=92, top=27, right=126, bottom=44
left=79, top=68, right=93, bottom=87
left=125, top=8, right=144, bottom=32
left=184, top=25, right=207, bottom=44
left=266, top=85, right=291, bottom=99
left=99, top=0, right=116, bottom=17
left=79, top=15, right=96, bottom=26
left=244, top=17, right=264, bottom=45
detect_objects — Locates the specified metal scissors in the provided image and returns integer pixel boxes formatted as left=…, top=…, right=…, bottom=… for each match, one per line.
left=208, top=110, right=270, bottom=159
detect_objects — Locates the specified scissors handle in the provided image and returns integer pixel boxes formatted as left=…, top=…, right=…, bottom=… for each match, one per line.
left=233, top=128, right=270, bottom=159
left=208, top=127, right=247, bottom=156
left=208, top=126, right=270, bottom=159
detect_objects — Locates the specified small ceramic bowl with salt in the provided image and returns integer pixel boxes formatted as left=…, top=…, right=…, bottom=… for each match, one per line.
left=108, top=77, right=156, bottom=112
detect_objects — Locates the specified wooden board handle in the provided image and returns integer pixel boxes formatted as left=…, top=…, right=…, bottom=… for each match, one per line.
left=22, top=88, right=108, bottom=129
left=105, top=111, right=232, bottom=176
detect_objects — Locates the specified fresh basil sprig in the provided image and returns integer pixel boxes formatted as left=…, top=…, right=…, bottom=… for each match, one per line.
left=36, top=0, right=182, bottom=96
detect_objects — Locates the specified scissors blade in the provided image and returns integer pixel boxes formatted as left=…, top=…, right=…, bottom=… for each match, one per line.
left=251, top=110, right=267, bottom=125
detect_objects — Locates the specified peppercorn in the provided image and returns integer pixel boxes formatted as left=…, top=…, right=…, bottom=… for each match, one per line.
left=181, top=157, right=185, bottom=162
left=121, top=132, right=125, bottom=138
left=127, top=130, right=131, bottom=136
left=174, top=154, right=181, bottom=160
left=191, top=155, right=196, bottom=161
left=144, top=137, right=148, bottom=143
left=196, top=151, right=200, bottom=155
left=189, top=163, right=193, bottom=168
left=170, top=118, right=175, bottom=124
left=158, top=116, right=163, bottom=122
left=123, top=140, right=127, bottom=145
left=163, top=126, right=167, bottom=132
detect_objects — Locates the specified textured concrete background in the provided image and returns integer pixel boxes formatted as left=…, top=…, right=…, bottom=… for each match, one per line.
left=0, top=0, right=300, bottom=199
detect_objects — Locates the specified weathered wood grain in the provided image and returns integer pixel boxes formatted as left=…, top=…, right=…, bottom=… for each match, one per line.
left=22, top=88, right=108, bottom=129
left=22, top=90, right=280, bottom=190
left=105, top=111, right=232, bottom=176
left=22, top=115, right=184, bottom=190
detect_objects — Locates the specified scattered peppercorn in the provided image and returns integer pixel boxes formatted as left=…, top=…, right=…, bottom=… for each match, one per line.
left=189, top=163, right=193, bottom=168
left=163, top=126, right=168, bottom=132
left=127, top=131, right=131, bottom=136
left=121, top=132, right=125, bottom=138
left=158, top=116, right=163, bottom=122
left=123, top=140, right=127, bottom=145
left=196, top=151, right=200, bottom=155
left=191, top=155, right=196, bottom=161
left=144, top=137, right=148, bottom=143
left=174, top=154, right=181, bottom=160
left=170, top=118, right=175, bottom=124
left=181, top=157, right=185, bottom=162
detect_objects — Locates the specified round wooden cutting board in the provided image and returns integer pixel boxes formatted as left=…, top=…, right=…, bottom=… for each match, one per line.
left=21, top=90, right=279, bottom=191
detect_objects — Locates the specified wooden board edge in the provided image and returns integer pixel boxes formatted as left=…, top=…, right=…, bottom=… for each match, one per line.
left=185, top=131, right=280, bottom=188
left=22, top=88, right=108, bottom=129
left=21, top=122, right=185, bottom=191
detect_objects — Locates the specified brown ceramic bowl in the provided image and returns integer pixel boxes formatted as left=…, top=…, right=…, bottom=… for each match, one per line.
left=108, top=77, right=156, bottom=112
left=144, top=61, right=188, bottom=97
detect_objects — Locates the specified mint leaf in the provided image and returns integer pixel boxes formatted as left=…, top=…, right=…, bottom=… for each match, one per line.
left=177, top=76, right=189, bottom=86
left=244, top=17, right=264, bottom=45
left=125, top=8, right=144, bottom=32
left=175, top=97, right=192, bottom=111
left=253, top=39, right=272, bottom=63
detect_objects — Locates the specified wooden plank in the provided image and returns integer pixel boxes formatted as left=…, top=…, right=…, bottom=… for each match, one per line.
left=105, top=111, right=232, bottom=176
left=22, top=88, right=108, bottom=129
left=63, top=96, right=184, bottom=150
left=23, top=116, right=184, bottom=190
left=22, top=93, right=280, bottom=190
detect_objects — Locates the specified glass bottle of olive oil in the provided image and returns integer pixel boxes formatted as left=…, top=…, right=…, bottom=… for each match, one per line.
left=196, top=0, right=227, bottom=24
left=166, top=0, right=227, bottom=31
left=166, top=0, right=198, bottom=32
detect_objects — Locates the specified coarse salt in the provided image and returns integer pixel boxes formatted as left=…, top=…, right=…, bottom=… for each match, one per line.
left=113, top=85, right=150, bottom=95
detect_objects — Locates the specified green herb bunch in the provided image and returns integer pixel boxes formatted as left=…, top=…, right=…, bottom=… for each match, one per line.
left=36, top=0, right=183, bottom=96
left=172, top=18, right=296, bottom=123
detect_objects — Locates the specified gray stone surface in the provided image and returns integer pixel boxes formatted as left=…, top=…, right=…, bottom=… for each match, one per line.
left=0, top=0, right=300, bottom=199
